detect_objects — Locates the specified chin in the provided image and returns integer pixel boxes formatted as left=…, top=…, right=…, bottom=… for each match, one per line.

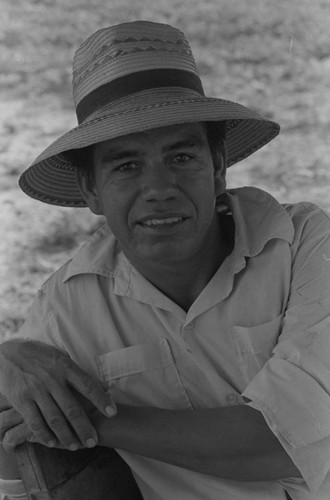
left=139, top=245, right=192, bottom=265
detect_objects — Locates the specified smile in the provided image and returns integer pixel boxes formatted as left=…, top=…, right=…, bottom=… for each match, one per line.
left=141, top=217, right=185, bottom=227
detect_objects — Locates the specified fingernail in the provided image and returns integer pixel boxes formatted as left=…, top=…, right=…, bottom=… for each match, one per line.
left=106, top=405, right=116, bottom=416
left=86, top=438, right=96, bottom=448
left=47, top=440, right=56, bottom=448
left=69, top=443, right=79, bottom=451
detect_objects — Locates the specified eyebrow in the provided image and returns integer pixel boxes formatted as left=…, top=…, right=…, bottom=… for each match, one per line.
left=100, top=149, right=141, bottom=163
left=162, top=134, right=205, bottom=153
left=99, top=133, right=205, bottom=164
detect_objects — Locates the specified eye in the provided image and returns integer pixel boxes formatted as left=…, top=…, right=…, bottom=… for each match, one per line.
left=172, top=153, right=193, bottom=164
left=116, top=162, right=140, bottom=172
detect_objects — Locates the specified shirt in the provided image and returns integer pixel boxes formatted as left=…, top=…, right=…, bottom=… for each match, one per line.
left=16, top=187, right=330, bottom=500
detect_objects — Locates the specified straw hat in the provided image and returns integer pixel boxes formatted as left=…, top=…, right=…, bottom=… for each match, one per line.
left=19, top=20, right=280, bottom=207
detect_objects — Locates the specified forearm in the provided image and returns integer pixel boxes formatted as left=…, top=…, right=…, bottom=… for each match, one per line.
left=95, top=404, right=301, bottom=482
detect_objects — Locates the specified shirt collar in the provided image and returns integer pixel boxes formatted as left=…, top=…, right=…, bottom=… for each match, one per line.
left=63, top=187, right=294, bottom=285
left=62, top=222, right=130, bottom=286
left=226, top=186, right=294, bottom=258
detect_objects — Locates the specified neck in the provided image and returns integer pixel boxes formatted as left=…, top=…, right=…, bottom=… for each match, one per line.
left=126, top=216, right=233, bottom=311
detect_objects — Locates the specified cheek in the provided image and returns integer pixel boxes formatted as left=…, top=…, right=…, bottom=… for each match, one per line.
left=196, top=179, right=218, bottom=220
left=195, top=175, right=218, bottom=203
left=100, top=191, right=135, bottom=235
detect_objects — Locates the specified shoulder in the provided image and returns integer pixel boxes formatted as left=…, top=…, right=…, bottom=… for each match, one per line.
left=39, top=221, right=118, bottom=297
left=283, top=200, right=330, bottom=221
left=34, top=260, right=77, bottom=314
left=282, top=201, right=330, bottom=245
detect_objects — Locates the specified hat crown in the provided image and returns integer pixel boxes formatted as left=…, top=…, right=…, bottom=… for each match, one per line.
left=72, top=21, right=201, bottom=108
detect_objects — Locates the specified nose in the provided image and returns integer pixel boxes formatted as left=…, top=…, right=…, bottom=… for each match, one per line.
left=141, top=162, right=177, bottom=201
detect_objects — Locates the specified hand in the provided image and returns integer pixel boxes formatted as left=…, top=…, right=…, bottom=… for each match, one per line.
left=0, top=339, right=117, bottom=451
left=0, top=394, right=35, bottom=453
left=0, top=393, right=102, bottom=453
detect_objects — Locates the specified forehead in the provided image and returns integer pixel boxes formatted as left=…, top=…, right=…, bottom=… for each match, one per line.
left=94, top=122, right=208, bottom=158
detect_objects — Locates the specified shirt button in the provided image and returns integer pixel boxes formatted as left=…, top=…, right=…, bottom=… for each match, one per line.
left=184, top=322, right=194, bottom=330
left=226, top=393, right=239, bottom=406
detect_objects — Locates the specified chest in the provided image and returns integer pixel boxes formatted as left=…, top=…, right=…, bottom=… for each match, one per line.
left=58, top=240, right=292, bottom=409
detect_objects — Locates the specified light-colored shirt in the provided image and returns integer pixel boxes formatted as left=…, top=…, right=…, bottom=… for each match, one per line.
left=17, top=187, right=330, bottom=500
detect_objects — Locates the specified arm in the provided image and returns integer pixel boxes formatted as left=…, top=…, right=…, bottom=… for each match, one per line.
left=93, top=404, right=301, bottom=482
left=0, top=399, right=301, bottom=482
left=241, top=205, right=330, bottom=493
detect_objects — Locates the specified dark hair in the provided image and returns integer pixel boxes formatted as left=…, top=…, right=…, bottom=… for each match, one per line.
left=65, top=120, right=227, bottom=187
left=205, top=121, right=227, bottom=171
left=65, top=144, right=95, bottom=187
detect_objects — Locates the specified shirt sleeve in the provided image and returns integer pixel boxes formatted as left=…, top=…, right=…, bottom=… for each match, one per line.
left=242, top=204, right=330, bottom=494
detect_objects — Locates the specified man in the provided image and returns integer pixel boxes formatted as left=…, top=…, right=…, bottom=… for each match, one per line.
left=0, top=20, right=330, bottom=500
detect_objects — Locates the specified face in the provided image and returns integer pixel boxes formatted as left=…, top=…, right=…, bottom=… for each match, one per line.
left=78, top=122, right=226, bottom=269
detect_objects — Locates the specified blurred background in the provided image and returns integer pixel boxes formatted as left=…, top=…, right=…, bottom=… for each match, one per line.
left=1, top=0, right=330, bottom=337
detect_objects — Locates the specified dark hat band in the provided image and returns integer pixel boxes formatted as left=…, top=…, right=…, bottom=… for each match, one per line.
left=76, top=68, right=204, bottom=123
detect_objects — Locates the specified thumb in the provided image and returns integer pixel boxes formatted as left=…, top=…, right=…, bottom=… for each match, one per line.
left=101, top=381, right=117, bottom=416
left=68, top=368, right=117, bottom=417
left=102, top=387, right=117, bottom=417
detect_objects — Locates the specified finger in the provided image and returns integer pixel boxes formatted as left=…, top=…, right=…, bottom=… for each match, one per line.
left=0, top=408, right=23, bottom=441
left=2, top=422, right=35, bottom=454
left=66, top=368, right=117, bottom=417
left=39, top=391, right=98, bottom=450
left=27, top=435, right=84, bottom=451
left=54, top=388, right=99, bottom=448
left=0, top=393, right=11, bottom=411
left=34, top=395, right=85, bottom=451
left=18, top=401, right=57, bottom=448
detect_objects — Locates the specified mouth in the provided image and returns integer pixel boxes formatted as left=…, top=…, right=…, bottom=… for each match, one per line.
left=136, top=215, right=189, bottom=229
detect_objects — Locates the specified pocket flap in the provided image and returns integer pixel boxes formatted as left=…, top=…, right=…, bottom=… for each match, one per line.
left=97, top=339, right=192, bottom=409
left=98, top=339, right=174, bottom=381
left=232, top=314, right=283, bottom=355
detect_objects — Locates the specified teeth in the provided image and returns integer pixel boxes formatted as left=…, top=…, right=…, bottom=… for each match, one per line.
left=143, top=217, right=183, bottom=227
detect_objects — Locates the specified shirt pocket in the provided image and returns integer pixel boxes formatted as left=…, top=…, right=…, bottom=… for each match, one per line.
left=231, top=314, right=283, bottom=383
left=97, top=338, right=192, bottom=409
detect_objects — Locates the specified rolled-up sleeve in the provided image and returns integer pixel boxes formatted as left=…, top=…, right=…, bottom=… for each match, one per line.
left=242, top=205, right=330, bottom=494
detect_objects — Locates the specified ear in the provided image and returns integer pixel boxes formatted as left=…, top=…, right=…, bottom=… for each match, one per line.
left=76, top=170, right=104, bottom=216
left=214, top=156, right=227, bottom=196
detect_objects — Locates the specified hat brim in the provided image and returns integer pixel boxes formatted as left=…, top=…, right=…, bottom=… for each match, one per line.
left=19, top=88, right=280, bottom=207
